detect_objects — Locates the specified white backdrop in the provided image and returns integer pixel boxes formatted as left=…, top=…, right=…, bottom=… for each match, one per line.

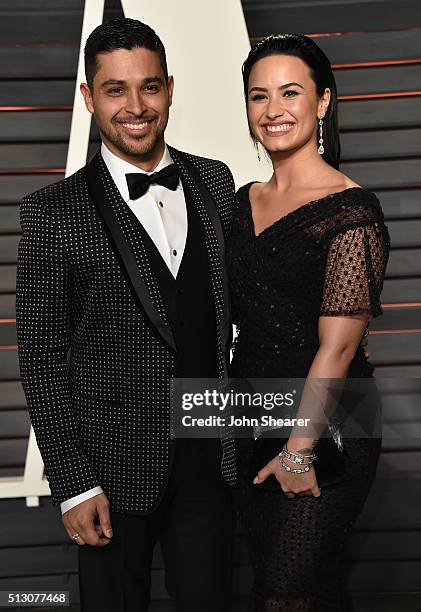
left=66, top=0, right=272, bottom=185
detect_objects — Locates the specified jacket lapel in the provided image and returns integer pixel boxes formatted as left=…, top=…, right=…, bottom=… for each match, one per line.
left=85, top=151, right=176, bottom=353
left=169, top=147, right=231, bottom=375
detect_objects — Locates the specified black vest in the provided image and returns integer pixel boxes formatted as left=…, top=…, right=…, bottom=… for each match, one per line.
left=133, top=187, right=218, bottom=378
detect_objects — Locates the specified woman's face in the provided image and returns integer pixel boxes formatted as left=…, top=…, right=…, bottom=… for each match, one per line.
left=247, top=54, right=330, bottom=156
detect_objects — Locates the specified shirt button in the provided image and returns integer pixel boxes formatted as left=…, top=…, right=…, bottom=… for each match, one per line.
left=173, top=250, right=177, bottom=256
left=158, top=201, right=164, bottom=208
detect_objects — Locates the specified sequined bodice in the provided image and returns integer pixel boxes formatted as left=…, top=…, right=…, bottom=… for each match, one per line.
left=227, top=184, right=390, bottom=378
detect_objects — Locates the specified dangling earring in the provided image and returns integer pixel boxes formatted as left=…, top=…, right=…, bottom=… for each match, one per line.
left=318, top=116, right=325, bottom=155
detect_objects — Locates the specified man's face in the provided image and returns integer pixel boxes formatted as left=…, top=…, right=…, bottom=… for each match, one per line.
left=81, top=47, right=173, bottom=164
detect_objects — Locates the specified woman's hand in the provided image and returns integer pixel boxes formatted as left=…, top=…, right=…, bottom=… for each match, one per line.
left=253, top=454, right=321, bottom=499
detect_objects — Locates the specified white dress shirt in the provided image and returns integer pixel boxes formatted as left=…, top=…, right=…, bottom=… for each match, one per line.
left=102, top=142, right=187, bottom=277
left=60, top=143, right=188, bottom=514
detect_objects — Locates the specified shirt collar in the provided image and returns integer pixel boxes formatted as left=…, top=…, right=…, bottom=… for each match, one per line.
left=101, top=142, right=177, bottom=202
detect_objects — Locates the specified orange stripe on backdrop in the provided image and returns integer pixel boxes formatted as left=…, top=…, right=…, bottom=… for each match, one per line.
left=333, top=59, right=421, bottom=69
left=1, top=335, right=420, bottom=348
left=0, top=44, right=78, bottom=48
left=1, top=93, right=421, bottom=113
left=0, top=313, right=419, bottom=321
left=340, top=91, right=421, bottom=100
left=0, top=312, right=415, bottom=322
left=0, top=309, right=419, bottom=320
left=0, top=169, right=65, bottom=175
left=0, top=305, right=398, bottom=312
left=381, top=448, right=421, bottom=455
left=0, top=106, right=73, bottom=111
left=375, top=184, right=421, bottom=190
left=307, top=27, right=421, bottom=38
left=1, top=327, right=420, bottom=345
left=370, top=329, right=421, bottom=334
left=383, top=303, right=421, bottom=308
left=250, top=26, right=421, bottom=43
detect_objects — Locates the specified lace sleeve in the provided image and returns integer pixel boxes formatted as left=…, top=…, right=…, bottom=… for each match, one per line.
left=320, top=222, right=390, bottom=318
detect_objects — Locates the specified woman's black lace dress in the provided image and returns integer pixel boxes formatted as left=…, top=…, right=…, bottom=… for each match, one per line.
left=227, top=184, right=390, bottom=611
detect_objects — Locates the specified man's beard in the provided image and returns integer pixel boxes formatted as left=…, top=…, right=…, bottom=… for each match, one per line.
left=98, top=118, right=163, bottom=159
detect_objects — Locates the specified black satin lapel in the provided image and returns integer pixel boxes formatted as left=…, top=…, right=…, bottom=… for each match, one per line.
left=85, top=153, right=176, bottom=353
left=169, top=147, right=231, bottom=352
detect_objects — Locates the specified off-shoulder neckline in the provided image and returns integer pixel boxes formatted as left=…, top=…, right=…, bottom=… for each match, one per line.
left=239, top=182, right=376, bottom=238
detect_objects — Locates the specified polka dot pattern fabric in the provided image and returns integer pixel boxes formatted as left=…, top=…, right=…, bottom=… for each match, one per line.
left=16, top=148, right=236, bottom=512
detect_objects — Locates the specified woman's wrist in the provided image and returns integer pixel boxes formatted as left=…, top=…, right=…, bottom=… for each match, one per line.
left=278, top=443, right=317, bottom=473
left=286, top=437, right=318, bottom=455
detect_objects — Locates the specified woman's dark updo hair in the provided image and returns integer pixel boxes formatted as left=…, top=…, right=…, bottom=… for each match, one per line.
left=242, top=33, right=341, bottom=169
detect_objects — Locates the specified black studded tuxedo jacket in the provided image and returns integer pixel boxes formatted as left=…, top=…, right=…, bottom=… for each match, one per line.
left=16, top=146, right=237, bottom=514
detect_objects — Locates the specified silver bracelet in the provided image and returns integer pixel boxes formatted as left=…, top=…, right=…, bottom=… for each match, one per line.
left=279, top=457, right=311, bottom=474
left=279, top=444, right=316, bottom=465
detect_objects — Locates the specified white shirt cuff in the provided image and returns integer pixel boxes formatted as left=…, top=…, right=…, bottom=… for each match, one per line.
left=60, top=486, right=104, bottom=514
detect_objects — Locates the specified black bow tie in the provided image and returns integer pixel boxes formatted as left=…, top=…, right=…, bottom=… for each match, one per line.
left=126, top=164, right=180, bottom=200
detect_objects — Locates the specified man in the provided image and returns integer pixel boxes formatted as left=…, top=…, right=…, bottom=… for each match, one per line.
left=16, top=18, right=236, bottom=612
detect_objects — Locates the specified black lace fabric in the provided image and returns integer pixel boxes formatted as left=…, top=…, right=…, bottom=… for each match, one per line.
left=228, top=185, right=390, bottom=379
left=235, top=437, right=382, bottom=612
left=227, top=185, right=390, bottom=611
left=320, top=223, right=388, bottom=318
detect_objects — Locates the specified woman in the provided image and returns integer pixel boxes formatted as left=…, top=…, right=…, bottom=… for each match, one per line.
left=227, top=34, right=390, bottom=611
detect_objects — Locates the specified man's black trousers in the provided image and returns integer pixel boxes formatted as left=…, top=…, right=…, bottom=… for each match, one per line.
left=78, top=438, right=234, bottom=611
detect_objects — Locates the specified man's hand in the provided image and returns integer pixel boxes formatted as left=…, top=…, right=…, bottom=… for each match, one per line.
left=253, top=455, right=321, bottom=499
left=62, top=493, right=113, bottom=546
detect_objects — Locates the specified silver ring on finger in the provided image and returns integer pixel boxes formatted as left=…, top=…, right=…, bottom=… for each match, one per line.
left=71, top=532, right=81, bottom=542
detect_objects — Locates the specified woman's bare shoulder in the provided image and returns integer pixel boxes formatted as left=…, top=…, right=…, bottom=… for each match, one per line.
left=339, top=173, right=362, bottom=189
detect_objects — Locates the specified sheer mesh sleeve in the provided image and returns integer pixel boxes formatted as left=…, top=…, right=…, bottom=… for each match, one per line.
left=321, top=222, right=390, bottom=318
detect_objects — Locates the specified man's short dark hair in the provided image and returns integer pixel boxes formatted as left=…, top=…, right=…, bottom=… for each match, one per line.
left=84, top=17, right=168, bottom=88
